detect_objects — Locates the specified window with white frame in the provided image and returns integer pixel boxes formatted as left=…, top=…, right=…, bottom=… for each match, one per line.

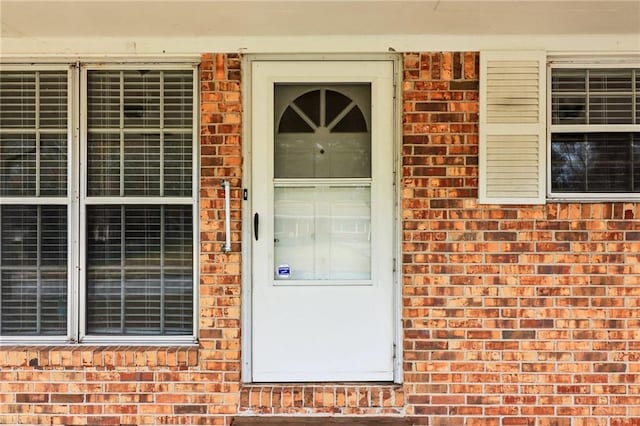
left=0, top=63, right=197, bottom=343
left=550, top=65, right=640, bottom=197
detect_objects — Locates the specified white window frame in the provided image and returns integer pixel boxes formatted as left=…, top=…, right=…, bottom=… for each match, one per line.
left=0, top=63, right=76, bottom=344
left=0, top=62, right=199, bottom=345
left=547, top=58, right=640, bottom=201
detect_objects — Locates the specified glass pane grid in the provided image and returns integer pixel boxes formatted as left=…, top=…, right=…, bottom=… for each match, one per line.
left=552, top=68, right=640, bottom=126
left=39, top=72, right=68, bottom=129
left=1, top=70, right=68, bottom=198
left=0, top=67, right=195, bottom=339
left=164, top=134, right=193, bottom=197
left=86, top=205, right=192, bottom=336
left=87, top=71, right=121, bottom=129
left=0, top=134, right=36, bottom=197
left=123, top=70, right=161, bottom=128
left=0, top=205, right=67, bottom=335
left=551, top=68, right=640, bottom=195
left=551, top=132, right=639, bottom=193
left=0, top=71, right=36, bottom=128
left=123, top=133, right=161, bottom=197
left=87, top=133, right=121, bottom=197
left=40, top=134, right=68, bottom=197
left=87, top=69, right=193, bottom=198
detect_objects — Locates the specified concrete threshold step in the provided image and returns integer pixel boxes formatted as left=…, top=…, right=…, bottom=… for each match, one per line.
left=231, top=417, right=411, bottom=425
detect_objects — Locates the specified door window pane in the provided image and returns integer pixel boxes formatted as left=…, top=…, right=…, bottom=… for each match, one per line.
left=274, top=186, right=371, bottom=281
left=274, top=84, right=371, bottom=178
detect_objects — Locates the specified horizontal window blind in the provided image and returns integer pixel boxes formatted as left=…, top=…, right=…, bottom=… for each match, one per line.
left=0, top=134, right=36, bottom=196
left=552, top=68, right=639, bottom=125
left=0, top=69, right=69, bottom=338
left=0, top=205, right=67, bottom=335
left=551, top=67, right=640, bottom=196
left=1, top=64, right=195, bottom=341
left=87, top=133, right=120, bottom=197
left=87, top=70, right=193, bottom=198
left=0, top=72, right=36, bottom=128
left=83, top=66, right=194, bottom=338
left=123, top=133, right=161, bottom=196
left=0, top=70, right=68, bottom=198
left=86, top=205, right=193, bottom=335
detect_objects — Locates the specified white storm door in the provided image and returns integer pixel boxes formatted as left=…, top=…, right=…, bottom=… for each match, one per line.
left=251, top=60, right=395, bottom=382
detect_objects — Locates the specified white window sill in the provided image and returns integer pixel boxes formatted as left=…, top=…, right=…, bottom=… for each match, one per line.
left=0, top=336, right=198, bottom=347
left=548, top=194, right=640, bottom=203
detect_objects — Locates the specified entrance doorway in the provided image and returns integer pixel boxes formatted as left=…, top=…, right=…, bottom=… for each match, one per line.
left=250, top=60, right=396, bottom=382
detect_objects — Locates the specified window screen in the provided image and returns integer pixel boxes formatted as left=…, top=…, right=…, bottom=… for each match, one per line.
left=551, top=67, right=640, bottom=195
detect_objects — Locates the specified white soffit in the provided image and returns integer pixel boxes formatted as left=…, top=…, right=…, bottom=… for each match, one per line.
left=1, top=0, right=639, bottom=54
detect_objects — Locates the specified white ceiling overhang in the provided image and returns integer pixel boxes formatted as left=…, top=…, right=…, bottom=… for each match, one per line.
left=1, top=0, right=639, bottom=55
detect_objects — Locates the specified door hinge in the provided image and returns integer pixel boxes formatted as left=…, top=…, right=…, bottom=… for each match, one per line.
left=243, top=188, right=248, bottom=201
left=393, top=343, right=397, bottom=360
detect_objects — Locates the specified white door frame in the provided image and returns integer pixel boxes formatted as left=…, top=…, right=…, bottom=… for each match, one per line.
left=240, top=53, right=403, bottom=383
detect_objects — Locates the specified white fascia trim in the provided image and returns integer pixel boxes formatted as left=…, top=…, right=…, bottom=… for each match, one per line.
left=1, top=34, right=639, bottom=56
left=0, top=55, right=201, bottom=64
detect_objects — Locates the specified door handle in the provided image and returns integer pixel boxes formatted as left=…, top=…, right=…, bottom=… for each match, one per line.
left=254, top=212, right=259, bottom=241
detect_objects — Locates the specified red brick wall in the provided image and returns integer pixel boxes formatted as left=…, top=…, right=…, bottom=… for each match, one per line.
left=1, top=52, right=639, bottom=426
left=402, top=52, right=640, bottom=425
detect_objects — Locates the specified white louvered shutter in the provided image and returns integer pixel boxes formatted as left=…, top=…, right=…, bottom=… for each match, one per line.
left=479, top=51, right=547, bottom=204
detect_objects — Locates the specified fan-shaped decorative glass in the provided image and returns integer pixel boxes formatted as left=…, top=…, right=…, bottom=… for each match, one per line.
left=274, top=84, right=371, bottom=178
